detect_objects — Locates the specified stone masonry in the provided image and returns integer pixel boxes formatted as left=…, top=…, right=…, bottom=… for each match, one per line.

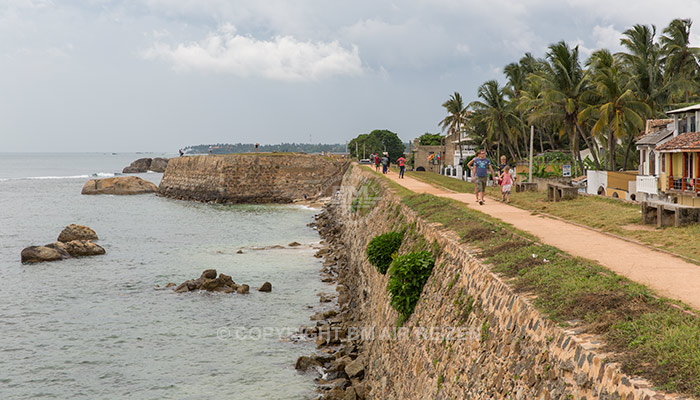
left=157, top=154, right=348, bottom=203
left=332, top=166, right=681, bottom=400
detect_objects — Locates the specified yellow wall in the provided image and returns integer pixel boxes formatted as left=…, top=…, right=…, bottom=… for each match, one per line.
left=675, top=194, right=700, bottom=207
left=607, top=171, right=637, bottom=191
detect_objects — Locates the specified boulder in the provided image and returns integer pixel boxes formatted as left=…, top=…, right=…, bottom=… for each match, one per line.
left=122, top=158, right=152, bottom=173
left=57, top=224, right=98, bottom=242
left=149, top=157, right=169, bottom=172
left=344, top=356, right=365, bottom=379
left=21, top=245, right=68, bottom=263
left=258, top=282, right=272, bottom=292
left=81, top=176, right=157, bottom=195
left=22, top=239, right=105, bottom=264
left=294, top=356, right=321, bottom=371
left=201, top=269, right=218, bottom=279
left=324, top=388, right=346, bottom=400
left=237, top=284, right=250, bottom=294
left=344, top=387, right=357, bottom=400
left=174, top=270, right=239, bottom=293
left=61, top=240, right=105, bottom=257
left=288, top=241, right=302, bottom=247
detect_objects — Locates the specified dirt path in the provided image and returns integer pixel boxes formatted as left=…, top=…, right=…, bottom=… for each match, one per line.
left=374, top=166, right=700, bottom=310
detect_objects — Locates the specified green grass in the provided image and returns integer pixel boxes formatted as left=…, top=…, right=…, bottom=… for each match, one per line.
left=406, top=170, right=700, bottom=264
left=359, top=168, right=700, bottom=397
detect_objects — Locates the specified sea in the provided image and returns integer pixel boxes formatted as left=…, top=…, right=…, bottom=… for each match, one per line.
left=0, top=153, right=328, bottom=399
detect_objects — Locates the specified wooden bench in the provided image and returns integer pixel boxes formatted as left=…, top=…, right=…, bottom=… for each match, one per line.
left=641, top=201, right=700, bottom=227
left=515, top=182, right=538, bottom=193
left=546, top=183, right=578, bottom=202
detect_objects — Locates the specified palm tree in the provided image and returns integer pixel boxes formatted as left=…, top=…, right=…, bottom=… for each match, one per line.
left=660, top=18, right=700, bottom=103
left=468, top=80, right=522, bottom=160
left=579, top=50, right=651, bottom=170
left=619, top=24, right=667, bottom=114
left=534, top=41, right=590, bottom=174
left=439, top=92, right=468, bottom=162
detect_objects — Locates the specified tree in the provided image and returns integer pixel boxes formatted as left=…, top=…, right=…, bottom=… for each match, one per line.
left=348, top=130, right=405, bottom=160
left=661, top=18, right=700, bottom=103
left=535, top=41, right=590, bottom=174
left=439, top=92, right=468, bottom=161
left=417, top=132, right=444, bottom=146
left=579, top=49, right=650, bottom=170
left=468, top=80, right=522, bottom=160
left=619, top=24, right=667, bottom=115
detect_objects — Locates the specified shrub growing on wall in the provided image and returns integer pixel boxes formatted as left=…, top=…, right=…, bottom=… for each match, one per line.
left=367, top=231, right=404, bottom=274
left=387, top=251, right=435, bottom=323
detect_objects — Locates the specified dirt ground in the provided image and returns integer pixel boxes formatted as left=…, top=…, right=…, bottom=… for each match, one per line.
left=374, top=166, right=700, bottom=310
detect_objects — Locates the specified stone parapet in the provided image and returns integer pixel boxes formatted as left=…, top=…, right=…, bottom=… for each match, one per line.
left=157, top=154, right=348, bottom=203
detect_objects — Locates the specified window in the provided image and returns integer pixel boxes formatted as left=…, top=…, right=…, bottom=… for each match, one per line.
left=687, top=153, right=694, bottom=178
left=661, top=153, right=665, bottom=173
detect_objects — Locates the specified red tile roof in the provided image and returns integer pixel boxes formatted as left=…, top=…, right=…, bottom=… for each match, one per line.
left=656, top=131, right=700, bottom=151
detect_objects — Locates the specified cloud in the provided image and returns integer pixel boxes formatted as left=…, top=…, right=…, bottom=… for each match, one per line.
left=143, top=24, right=363, bottom=81
left=591, top=24, right=624, bottom=52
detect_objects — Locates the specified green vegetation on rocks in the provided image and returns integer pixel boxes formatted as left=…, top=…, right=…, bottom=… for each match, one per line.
left=367, top=231, right=404, bottom=274
left=387, top=251, right=435, bottom=324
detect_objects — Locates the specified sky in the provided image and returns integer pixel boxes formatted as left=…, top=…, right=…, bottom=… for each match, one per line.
left=1, top=0, right=700, bottom=152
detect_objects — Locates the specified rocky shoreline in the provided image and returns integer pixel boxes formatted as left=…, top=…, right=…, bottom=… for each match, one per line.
left=295, top=202, right=368, bottom=400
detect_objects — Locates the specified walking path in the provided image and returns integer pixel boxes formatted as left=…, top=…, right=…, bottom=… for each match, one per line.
left=374, top=167, right=700, bottom=310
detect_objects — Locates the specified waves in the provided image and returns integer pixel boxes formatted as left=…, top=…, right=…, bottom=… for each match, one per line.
left=0, top=172, right=117, bottom=182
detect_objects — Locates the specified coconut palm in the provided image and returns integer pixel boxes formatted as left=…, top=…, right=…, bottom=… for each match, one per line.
left=619, top=24, right=667, bottom=114
left=660, top=18, right=700, bottom=103
left=579, top=50, right=651, bottom=170
left=468, top=80, right=522, bottom=159
left=533, top=41, right=590, bottom=174
left=439, top=92, right=468, bottom=162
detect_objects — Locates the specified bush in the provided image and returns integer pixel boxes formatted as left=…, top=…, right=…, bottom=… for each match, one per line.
left=367, top=231, right=404, bottom=274
left=387, top=251, right=435, bottom=322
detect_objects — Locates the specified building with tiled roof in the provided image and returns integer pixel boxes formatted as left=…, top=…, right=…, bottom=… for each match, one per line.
left=655, top=103, right=700, bottom=206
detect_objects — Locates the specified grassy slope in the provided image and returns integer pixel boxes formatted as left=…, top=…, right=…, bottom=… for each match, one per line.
left=405, top=170, right=700, bottom=263
left=360, top=167, right=700, bottom=396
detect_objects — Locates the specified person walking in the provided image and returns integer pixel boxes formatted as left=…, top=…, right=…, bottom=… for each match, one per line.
left=500, top=165, right=513, bottom=203
left=497, top=155, right=507, bottom=185
left=466, top=150, right=495, bottom=205
left=396, top=155, right=406, bottom=179
left=381, top=153, right=389, bottom=174
left=374, top=153, right=381, bottom=172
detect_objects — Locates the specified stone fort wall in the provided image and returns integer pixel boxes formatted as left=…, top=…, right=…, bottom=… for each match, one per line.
left=333, top=166, right=677, bottom=400
left=157, top=154, right=348, bottom=203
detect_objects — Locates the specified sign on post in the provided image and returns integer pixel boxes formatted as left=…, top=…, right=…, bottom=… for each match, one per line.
left=562, top=164, right=572, bottom=177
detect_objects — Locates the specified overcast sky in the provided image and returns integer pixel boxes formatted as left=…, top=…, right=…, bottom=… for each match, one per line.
left=2, top=0, right=699, bottom=152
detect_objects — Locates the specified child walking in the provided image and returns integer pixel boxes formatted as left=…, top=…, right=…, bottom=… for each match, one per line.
left=500, top=166, right=513, bottom=203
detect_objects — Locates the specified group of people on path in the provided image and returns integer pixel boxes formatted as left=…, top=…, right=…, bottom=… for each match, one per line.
left=370, top=152, right=406, bottom=179
left=466, top=150, right=514, bottom=205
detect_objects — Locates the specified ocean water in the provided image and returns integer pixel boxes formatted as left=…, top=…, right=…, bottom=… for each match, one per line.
left=0, top=153, right=326, bottom=399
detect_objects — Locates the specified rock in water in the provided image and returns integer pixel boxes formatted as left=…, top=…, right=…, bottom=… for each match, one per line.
left=57, top=224, right=98, bottom=242
left=149, top=158, right=169, bottom=172
left=60, top=240, right=106, bottom=257
left=288, top=241, right=302, bottom=247
left=237, top=284, right=250, bottom=294
left=258, top=282, right=272, bottom=292
left=21, top=246, right=68, bottom=263
left=122, top=158, right=152, bottom=173
left=81, top=176, right=157, bottom=195
left=294, top=356, right=321, bottom=371
left=174, top=270, right=240, bottom=293
left=200, top=269, right=217, bottom=279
